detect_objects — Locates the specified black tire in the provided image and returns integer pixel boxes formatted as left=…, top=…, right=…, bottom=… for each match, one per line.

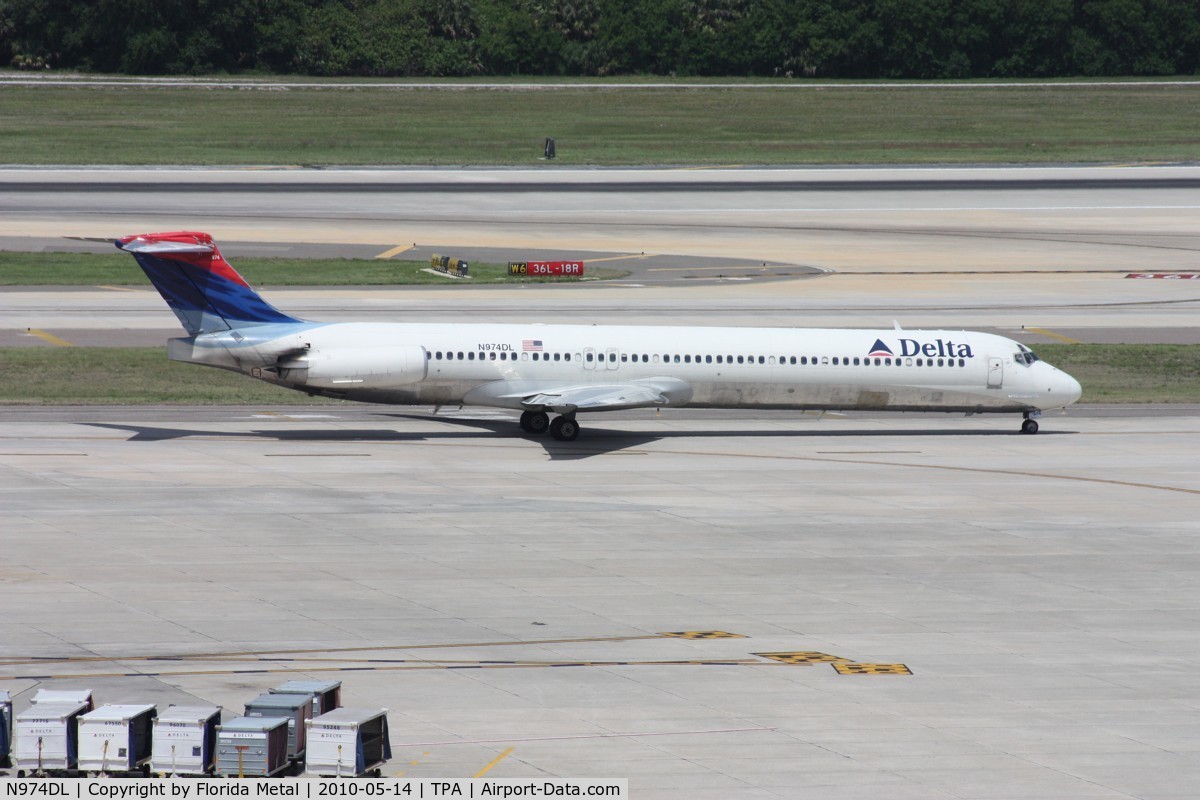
left=550, top=416, right=580, bottom=442
left=1021, top=418, right=1039, bottom=434
left=520, top=410, right=550, bottom=435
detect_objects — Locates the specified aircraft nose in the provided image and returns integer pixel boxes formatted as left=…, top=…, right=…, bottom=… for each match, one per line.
left=1055, top=369, right=1082, bottom=406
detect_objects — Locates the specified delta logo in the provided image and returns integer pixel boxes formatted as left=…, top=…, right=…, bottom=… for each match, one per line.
left=867, top=338, right=974, bottom=358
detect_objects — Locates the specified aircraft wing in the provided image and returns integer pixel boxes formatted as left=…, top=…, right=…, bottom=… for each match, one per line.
left=514, top=378, right=693, bottom=413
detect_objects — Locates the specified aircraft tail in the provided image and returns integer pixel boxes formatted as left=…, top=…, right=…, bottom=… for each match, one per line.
left=115, top=231, right=301, bottom=336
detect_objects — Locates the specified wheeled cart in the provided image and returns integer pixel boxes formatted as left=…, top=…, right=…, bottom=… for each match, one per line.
left=270, top=680, right=342, bottom=716
left=244, top=693, right=312, bottom=764
left=304, top=708, right=391, bottom=778
left=12, top=698, right=91, bottom=775
left=151, top=705, right=221, bottom=776
left=215, top=716, right=291, bottom=777
left=77, top=704, right=157, bottom=775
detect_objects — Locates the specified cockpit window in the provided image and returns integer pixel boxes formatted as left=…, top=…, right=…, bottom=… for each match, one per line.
left=1014, top=349, right=1041, bottom=366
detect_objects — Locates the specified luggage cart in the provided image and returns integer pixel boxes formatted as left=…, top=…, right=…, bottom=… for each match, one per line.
left=304, top=708, right=391, bottom=778
left=151, top=705, right=221, bottom=776
left=244, top=693, right=312, bottom=766
left=270, top=680, right=342, bottom=716
left=78, top=704, right=157, bottom=776
left=0, top=690, right=11, bottom=769
left=215, top=716, right=291, bottom=778
left=13, top=699, right=91, bottom=776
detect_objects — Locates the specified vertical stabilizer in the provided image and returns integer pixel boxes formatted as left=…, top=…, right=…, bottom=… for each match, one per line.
left=115, top=231, right=301, bottom=336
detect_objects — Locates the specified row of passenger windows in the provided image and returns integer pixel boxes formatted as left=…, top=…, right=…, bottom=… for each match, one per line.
left=428, top=350, right=969, bottom=368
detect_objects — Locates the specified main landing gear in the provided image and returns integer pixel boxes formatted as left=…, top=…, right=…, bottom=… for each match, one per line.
left=1020, top=412, right=1039, bottom=435
left=519, top=410, right=579, bottom=441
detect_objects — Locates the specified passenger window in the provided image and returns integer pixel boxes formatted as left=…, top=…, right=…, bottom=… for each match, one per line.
left=832, top=357, right=839, bottom=365
left=621, top=354, right=627, bottom=362
left=885, top=358, right=892, bottom=366
left=789, top=356, right=796, bottom=365
left=706, top=355, right=712, bottom=364
left=674, top=355, right=681, bottom=363
left=937, top=358, right=944, bottom=366
left=489, top=352, right=496, bottom=361
left=684, top=355, right=691, bottom=363
left=958, top=358, right=965, bottom=367
left=853, top=357, right=860, bottom=365
left=737, top=356, right=744, bottom=364
left=653, top=355, right=660, bottom=363
left=566, top=353, right=572, bottom=361
left=468, top=352, right=475, bottom=360
left=916, top=358, right=923, bottom=366
left=821, top=356, right=829, bottom=365
left=716, top=355, right=723, bottom=364
left=801, top=357, right=807, bottom=365
left=586, top=353, right=594, bottom=362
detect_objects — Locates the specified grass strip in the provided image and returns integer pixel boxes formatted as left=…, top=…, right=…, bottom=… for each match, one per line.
left=1, top=345, right=1195, bottom=406
left=1034, top=344, right=1200, bottom=404
left=1, top=83, right=1198, bottom=165
left=0, top=252, right=627, bottom=286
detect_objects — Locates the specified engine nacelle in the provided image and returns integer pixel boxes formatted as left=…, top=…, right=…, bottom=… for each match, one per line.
left=276, top=345, right=428, bottom=388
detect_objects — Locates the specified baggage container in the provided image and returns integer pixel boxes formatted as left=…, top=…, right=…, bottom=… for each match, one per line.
left=1, top=690, right=11, bottom=768
left=12, top=699, right=90, bottom=775
left=270, top=680, right=342, bottom=716
left=244, top=693, right=311, bottom=761
left=215, top=716, right=290, bottom=777
left=151, top=705, right=221, bottom=776
left=31, top=689, right=93, bottom=711
left=304, top=707, right=391, bottom=778
left=78, top=704, right=156, bottom=775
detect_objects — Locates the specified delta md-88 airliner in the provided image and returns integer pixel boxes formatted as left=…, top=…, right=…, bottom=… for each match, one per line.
left=117, top=231, right=1082, bottom=441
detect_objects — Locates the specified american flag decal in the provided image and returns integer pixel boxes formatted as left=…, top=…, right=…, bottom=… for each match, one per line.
left=522, top=339, right=544, bottom=351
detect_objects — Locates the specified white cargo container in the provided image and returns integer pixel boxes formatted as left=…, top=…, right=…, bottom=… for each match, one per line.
left=151, top=705, right=221, bottom=776
left=270, top=680, right=342, bottom=716
left=0, top=690, right=11, bottom=768
left=244, top=692, right=311, bottom=761
left=77, top=704, right=157, bottom=775
left=30, top=690, right=93, bottom=709
left=12, top=699, right=90, bottom=775
left=304, top=708, right=391, bottom=778
left=215, top=716, right=291, bottom=778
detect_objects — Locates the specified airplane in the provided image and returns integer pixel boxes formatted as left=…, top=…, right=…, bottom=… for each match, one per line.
left=115, top=231, right=1082, bottom=441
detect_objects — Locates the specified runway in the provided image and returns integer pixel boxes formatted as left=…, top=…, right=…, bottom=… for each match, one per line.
left=2, top=166, right=1200, bottom=796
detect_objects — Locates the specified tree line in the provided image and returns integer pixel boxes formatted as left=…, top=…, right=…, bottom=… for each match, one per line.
left=3, top=0, right=1198, bottom=78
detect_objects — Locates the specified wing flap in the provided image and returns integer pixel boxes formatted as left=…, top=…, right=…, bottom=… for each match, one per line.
left=520, top=377, right=693, bottom=413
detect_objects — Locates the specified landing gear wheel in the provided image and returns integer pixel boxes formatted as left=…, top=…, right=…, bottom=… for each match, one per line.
left=519, top=410, right=550, bottom=435
left=1021, top=418, right=1039, bottom=435
left=549, top=416, right=580, bottom=442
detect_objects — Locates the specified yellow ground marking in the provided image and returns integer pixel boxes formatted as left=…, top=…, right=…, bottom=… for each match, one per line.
left=833, top=662, right=912, bottom=675
left=473, top=747, right=514, bottom=778
left=374, top=244, right=413, bottom=260
left=96, top=284, right=145, bottom=292
left=659, top=631, right=746, bottom=639
left=1025, top=327, right=1082, bottom=344
left=25, top=329, right=73, bottom=347
left=584, top=253, right=651, bottom=263
left=754, top=652, right=851, bottom=665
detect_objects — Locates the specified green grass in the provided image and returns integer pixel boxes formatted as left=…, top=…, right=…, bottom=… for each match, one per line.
left=2, top=344, right=1195, bottom=406
left=2, top=82, right=1199, bottom=165
left=0, top=251, right=627, bottom=285
left=0, top=348, right=333, bottom=405
left=1036, top=344, right=1200, bottom=404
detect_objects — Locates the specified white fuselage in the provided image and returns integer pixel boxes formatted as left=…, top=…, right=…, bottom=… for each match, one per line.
left=173, top=322, right=1083, bottom=415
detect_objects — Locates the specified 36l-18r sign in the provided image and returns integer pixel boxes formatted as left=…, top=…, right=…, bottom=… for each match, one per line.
left=509, top=261, right=585, bottom=276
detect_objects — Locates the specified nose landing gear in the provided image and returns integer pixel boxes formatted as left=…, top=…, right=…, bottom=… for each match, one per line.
left=1020, top=413, right=1039, bottom=435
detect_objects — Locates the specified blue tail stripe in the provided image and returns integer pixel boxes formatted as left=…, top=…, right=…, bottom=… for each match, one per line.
left=131, top=253, right=300, bottom=335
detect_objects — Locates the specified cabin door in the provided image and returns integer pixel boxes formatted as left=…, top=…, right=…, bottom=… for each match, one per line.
left=987, top=357, right=1003, bottom=388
